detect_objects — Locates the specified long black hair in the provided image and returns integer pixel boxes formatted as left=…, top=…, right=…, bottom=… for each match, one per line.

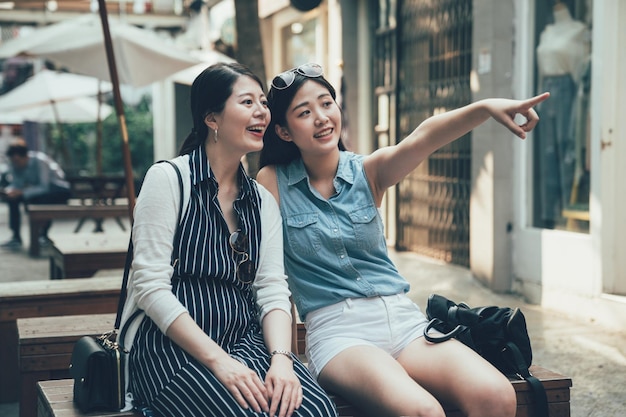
left=178, top=62, right=265, bottom=156
left=259, top=71, right=346, bottom=168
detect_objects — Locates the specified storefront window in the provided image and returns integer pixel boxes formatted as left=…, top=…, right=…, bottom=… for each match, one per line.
left=533, top=0, right=592, bottom=233
left=282, top=18, right=317, bottom=68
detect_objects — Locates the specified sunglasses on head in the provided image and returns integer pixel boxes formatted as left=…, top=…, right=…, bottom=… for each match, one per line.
left=229, top=229, right=256, bottom=284
left=270, top=63, right=324, bottom=90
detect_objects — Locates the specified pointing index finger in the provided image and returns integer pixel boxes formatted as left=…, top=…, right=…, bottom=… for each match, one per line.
left=524, top=92, right=550, bottom=108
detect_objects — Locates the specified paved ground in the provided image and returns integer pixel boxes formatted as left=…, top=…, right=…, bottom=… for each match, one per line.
left=1, top=204, right=625, bottom=416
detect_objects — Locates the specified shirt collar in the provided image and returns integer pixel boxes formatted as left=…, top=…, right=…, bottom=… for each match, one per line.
left=189, top=145, right=210, bottom=186
left=286, top=151, right=355, bottom=186
left=189, top=145, right=256, bottom=200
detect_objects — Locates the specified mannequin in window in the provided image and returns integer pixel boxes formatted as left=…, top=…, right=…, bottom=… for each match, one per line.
left=535, top=0, right=590, bottom=228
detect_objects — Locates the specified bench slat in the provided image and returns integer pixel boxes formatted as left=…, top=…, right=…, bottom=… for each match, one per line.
left=38, top=379, right=138, bottom=417
left=0, top=278, right=122, bottom=299
left=28, top=204, right=130, bottom=217
left=38, top=372, right=572, bottom=417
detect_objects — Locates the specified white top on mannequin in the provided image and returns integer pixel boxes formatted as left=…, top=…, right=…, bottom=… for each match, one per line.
left=536, top=3, right=590, bottom=83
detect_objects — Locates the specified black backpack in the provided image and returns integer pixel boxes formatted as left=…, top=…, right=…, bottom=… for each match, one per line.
left=423, top=293, right=548, bottom=417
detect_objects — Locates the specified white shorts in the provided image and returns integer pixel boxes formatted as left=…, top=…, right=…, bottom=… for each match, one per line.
left=304, top=293, right=429, bottom=379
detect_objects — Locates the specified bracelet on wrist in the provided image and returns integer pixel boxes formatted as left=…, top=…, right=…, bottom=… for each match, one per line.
left=270, top=349, right=294, bottom=361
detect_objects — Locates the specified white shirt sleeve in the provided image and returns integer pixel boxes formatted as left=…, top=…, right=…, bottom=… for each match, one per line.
left=253, top=183, right=292, bottom=322
left=129, top=162, right=188, bottom=335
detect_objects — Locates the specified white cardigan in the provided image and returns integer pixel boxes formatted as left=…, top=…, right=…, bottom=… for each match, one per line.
left=119, top=155, right=292, bottom=353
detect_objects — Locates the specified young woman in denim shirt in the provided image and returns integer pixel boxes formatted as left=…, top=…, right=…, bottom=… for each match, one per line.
left=257, top=63, right=549, bottom=417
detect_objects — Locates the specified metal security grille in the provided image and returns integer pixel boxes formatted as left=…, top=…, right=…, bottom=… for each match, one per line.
left=395, top=0, right=473, bottom=266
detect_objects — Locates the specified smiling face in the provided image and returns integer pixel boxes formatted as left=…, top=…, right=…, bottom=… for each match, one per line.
left=276, top=79, right=342, bottom=158
left=207, top=75, right=271, bottom=155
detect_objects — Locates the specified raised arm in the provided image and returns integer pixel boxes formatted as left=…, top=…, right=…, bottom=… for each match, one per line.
left=364, top=92, right=550, bottom=205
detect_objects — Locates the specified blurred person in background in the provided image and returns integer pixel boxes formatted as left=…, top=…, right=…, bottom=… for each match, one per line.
left=1, top=139, right=71, bottom=250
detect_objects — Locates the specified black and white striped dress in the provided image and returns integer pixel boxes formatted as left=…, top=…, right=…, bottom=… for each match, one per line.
left=129, top=148, right=337, bottom=417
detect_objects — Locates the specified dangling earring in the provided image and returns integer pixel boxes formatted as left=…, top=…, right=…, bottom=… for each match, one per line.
left=213, top=128, right=218, bottom=143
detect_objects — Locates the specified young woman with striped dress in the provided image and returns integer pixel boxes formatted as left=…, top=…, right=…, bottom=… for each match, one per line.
left=119, top=63, right=337, bottom=417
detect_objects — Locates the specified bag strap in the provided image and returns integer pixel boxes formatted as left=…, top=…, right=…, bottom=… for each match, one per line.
left=162, top=160, right=185, bottom=267
left=423, top=318, right=465, bottom=343
left=114, top=160, right=184, bottom=330
left=505, top=341, right=549, bottom=417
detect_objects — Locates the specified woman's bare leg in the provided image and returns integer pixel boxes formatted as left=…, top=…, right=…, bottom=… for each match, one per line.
left=397, top=337, right=517, bottom=417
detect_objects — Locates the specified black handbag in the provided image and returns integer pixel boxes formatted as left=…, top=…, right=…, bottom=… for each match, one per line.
left=69, top=231, right=137, bottom=413
left=69, top=160, right=183, bottom=413
left=70, top=331, right=126, bottom=412
left=423, top=293, right=549, bottom=417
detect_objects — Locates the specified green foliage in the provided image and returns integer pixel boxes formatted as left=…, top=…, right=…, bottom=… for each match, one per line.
left=47, top=95, right=154, bottom=179
left=101, top=96, right=154, bottom=178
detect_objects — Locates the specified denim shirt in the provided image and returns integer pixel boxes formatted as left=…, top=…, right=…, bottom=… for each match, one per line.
left=276, top=151, right=409, bottom=320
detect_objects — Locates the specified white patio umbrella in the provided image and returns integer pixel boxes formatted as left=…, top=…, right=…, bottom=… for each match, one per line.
left=0, top=14, right=201, bottom=88
left=0, top=96, right=113, bottom=124
left=0, top=69, right=112, bottom=111
left=0, top=69, right=113, bottom=172
left=0, top=96, right=114, bottom=172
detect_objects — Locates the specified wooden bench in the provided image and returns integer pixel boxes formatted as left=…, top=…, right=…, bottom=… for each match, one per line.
left=48, top=236, right=128, bottom=279
left=37, top=366, right=571, bottom=417
left=30, top=316, right=572, bottom=417
left=66, top=175, right=127, bottom=206
left=0, top=277, right=121, bottom=404
left=27, top=204, right=130, bottom=256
